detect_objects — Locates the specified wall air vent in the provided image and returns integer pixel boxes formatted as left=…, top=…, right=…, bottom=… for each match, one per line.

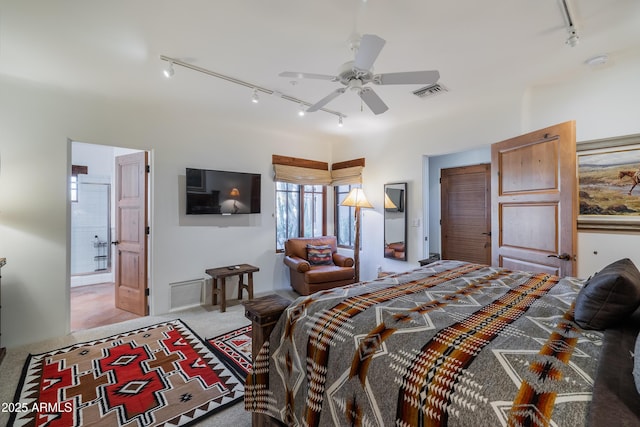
left=413, top=83, right=448, bottom=98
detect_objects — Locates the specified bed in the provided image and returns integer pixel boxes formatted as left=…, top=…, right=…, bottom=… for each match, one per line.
left=244, top=259, right=640, bottom=426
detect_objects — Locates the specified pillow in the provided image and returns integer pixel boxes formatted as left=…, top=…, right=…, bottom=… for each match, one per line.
left=634, top=332, right=640, bottom=394
left=574, top=258, right=640, bottom=330
left=306, top=244, right=333, bottom=266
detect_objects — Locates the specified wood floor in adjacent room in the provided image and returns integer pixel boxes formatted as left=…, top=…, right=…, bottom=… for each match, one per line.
left=70, top=282, right=141, bottom=331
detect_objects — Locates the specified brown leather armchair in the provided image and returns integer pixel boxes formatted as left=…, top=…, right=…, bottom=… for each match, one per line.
left=284, top=236, right=355, bottom=295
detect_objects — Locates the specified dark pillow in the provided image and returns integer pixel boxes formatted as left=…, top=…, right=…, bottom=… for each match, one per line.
left=306, top=244, right=333, bottom=266
left=574, top=258, right=640, bottom=330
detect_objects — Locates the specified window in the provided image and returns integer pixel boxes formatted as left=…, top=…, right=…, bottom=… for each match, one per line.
left=335, top=184, right=358, bottom=248
left=70, top=165, right=88, bottom=203
left=70, top=175, right=79, bottom=202
left=275, top=182, right=326, bottom=251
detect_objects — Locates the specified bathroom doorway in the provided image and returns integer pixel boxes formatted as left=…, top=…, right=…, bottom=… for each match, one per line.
left=70, top=141, right=145, bottom=330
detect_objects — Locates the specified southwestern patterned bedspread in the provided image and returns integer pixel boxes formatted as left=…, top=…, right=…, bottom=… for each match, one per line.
left=245, top=260, right=603, bottom=426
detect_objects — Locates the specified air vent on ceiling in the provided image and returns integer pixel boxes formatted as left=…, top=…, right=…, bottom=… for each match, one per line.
left=413, top=83, right=448, bottom=98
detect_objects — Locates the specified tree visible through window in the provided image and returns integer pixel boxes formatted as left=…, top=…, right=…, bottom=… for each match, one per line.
left=275, top=182, right=326, bottom=251
left=335, top=184, right=357, bottom=248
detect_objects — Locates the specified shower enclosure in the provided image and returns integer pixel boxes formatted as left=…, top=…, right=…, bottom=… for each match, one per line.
left=70, top=177, right=112, bottom=278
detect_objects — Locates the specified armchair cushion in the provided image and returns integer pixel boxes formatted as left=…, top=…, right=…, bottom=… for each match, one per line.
left=305, top=264, right=355, bottom=284
left=307, top=244, right=334, bottom=265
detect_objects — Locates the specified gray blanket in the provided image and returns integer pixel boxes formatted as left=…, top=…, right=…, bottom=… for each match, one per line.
left=246, top=261, right=604, bottom=426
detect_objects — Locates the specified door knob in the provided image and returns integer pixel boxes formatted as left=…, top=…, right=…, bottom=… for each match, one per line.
left=547, top=253, right=571, bottom=260
left=481, top=232, right=492, bottom=236
left=111, top=241, right=120, bottom=246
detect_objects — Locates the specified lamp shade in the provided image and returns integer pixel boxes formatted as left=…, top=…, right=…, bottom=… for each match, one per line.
left=230, top=188, right=240, bottom=197
left=384, top=193, right=397, bottom=209
left=341, top=188, right=373, bottom=208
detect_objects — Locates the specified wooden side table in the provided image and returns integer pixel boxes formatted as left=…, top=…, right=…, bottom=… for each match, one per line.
left=205, top=264, right=259, bottom=312
left=243, top=294, right=291, bottom=427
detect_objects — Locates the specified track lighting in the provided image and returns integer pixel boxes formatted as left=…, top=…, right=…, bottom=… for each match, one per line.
left=159, top=55, right=346, bottom=122
left=338, top=116, right=343, bottom=127
left=566, top=26, right=579, bottom=47
left=559, top=0, right=579, bottom=48
left=163, top=61, right=175, bottom=78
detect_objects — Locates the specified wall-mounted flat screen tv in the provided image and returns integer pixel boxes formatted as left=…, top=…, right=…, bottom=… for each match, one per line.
left=186, top=168, right=261, bottom=214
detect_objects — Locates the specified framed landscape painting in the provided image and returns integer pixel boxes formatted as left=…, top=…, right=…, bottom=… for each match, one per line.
left=578, top=134, right=640, bottom=231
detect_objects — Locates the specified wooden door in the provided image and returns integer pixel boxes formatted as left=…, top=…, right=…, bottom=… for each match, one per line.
left=491, top=121, right=577, bottom=276
left=114, top=151, right=149, bottom=315
left=441, top=164, right=491, bottom=264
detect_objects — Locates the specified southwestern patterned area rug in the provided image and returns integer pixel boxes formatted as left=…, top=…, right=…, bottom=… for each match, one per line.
left=207, top=325, right=252, bottom=381
left=9, top=319, right=244, bottom=426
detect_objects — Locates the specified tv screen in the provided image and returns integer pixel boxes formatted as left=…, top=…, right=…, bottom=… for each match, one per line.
left=186, top=168, right=261, bottom=214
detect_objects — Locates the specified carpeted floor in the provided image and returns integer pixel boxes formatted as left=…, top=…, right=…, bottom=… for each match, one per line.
left=0, top=296, right=294, bottom=427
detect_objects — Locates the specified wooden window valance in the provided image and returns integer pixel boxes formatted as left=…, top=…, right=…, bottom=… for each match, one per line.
left=272, top=155, right=331, bottom=185
left=272, top=155, right=365, bottom=186
left=331, top=158, right=365, bottom=186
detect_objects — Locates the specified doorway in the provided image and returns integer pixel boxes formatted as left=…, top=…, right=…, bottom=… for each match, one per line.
left=440, top=164, right=491, bottom=264
left=70, top=141, right=148, bottom=331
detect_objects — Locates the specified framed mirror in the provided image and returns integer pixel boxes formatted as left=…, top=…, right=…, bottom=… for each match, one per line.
left=384, top=182, right=407, bottom=261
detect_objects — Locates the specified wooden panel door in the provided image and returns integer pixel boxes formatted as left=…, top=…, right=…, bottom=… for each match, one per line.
left=491, top=121, right=577, bottom=276
left=114, top=151, right=148, bottom=315
left=441, top=164, right=491, bottom=264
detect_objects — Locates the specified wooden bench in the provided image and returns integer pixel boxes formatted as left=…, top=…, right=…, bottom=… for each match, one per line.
left=205, top=264, right=258, bottom=312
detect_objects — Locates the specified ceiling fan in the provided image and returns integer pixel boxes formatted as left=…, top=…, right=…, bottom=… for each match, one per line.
left=279, top=34, right=440, bottom=115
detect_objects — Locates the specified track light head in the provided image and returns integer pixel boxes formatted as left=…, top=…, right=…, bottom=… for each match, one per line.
left=566, top=26, right=579, bottom=47
left=251, top=89, right=259, bottom=103
left=298, top=103, right=306, bottom=116
left=163, top=61, right=175, bottom=78
left=338, top=116, right=343, bottom=127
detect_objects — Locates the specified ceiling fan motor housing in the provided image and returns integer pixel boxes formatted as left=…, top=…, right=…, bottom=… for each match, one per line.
left=338, top=61, right=373, bottom=86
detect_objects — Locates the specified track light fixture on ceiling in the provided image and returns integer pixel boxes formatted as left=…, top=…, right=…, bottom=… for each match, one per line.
left=163, top=61, right=175, bottom=78
left=559, top=0, right=579, bottom=47
left=159, top=55, right=346, bottom=122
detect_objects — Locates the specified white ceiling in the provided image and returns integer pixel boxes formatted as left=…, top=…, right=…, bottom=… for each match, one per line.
left=2, top=0, right=639, bottom=135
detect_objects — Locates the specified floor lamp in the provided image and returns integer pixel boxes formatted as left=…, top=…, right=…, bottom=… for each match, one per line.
left=341, top=188, right=373, bottom=283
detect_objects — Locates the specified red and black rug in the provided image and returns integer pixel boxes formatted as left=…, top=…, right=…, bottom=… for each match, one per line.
left=10, top=319, right=244, bottom=426
left=208, top=325, right=252, bottom=381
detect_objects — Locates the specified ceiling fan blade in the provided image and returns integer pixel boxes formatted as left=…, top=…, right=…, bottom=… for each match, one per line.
left=279, top=71, right=337, bottom=81
left=353, top=34, right=386, bottom=71
left=359, top=88, right=388, bottom=115
left=374, top=70, right=440, bottom=85
left=307, top=88, right=346, bottom=112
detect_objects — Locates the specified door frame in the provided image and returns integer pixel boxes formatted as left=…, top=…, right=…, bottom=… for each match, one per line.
left=67, top=141, right=152, bottom=332
left=440, top=163, right=491, bottom=264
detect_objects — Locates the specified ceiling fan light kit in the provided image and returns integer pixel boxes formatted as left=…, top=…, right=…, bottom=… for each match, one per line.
left=279, top=33, right=440, bottom=115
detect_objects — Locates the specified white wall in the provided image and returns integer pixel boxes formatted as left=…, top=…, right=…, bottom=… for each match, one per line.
left=2, top=49, right=639, bottom=348
left=333, top=49, right=640, bottom=281
left=0, top=75, right=341, bottom=348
